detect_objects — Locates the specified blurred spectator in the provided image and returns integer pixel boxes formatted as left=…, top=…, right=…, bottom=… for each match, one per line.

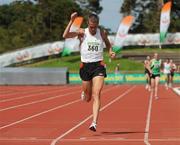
left=114, top=63, right=120, bottom=74
left=163, top=58, right=171, bottom=89
left=169, top=59, right=177, bottom=87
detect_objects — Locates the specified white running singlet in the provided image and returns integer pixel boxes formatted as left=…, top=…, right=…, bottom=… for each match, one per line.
left=80, top=28, right=104, bottom=63
left=163, top=62, right=171, bottom=74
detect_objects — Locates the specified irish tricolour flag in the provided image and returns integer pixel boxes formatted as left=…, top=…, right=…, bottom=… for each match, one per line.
left=160, top=1, right=172, bottom=43
left=113, top=15, right=134, bottom=53
left=62, top=17, right=83, bottom=56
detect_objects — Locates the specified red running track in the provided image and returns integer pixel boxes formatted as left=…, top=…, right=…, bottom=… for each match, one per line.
left=0, top=85, right=179, bottom=145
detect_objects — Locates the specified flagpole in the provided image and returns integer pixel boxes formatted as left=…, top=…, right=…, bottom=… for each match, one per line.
left=161, top=0, right=164, bottom=5
left=159, top=43, right=162, bottom=49
left=159, top=0, right=163, bottom=50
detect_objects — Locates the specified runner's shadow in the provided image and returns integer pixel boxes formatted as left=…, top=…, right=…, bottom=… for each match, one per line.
left=101, top=131, right=146, bottom=135
left=158, top=97, right=176, bottom=100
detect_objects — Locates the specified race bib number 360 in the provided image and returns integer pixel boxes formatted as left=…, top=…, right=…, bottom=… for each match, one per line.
left=87, top=42, right=100, bottom=52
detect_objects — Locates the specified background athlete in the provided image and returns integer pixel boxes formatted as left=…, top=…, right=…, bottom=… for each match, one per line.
left=144, top=55, right=151, bottom=91
left=169, top=59, right=177, bottom=88
left=150, top=53, right=162, bottom=100
left=63, top=12, right=115, bottom=132
left=163, top=58, right=171, bottom=89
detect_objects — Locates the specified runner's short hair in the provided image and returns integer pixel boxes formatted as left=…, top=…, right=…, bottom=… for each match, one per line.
left=88, top=13, right=99, bottom=24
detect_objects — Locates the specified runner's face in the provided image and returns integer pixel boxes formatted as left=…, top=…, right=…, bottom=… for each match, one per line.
left=154, top=53, right=158, bottom=60
left=88, top=20, right=98, bottom=35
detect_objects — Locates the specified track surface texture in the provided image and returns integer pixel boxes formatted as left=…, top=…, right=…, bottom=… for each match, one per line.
left=0, top=84, right=179, bottom=145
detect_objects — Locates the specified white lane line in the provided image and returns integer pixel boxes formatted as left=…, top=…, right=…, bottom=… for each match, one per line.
left=0, top=87, right=60, bottom=97
left=0, top=86, right=80, bottom=103
left=0, top=90, right=81, bottom=112
left=144, top=93, right=153, bottom=145
left=50, top=86, right=136, bottom=145
left=0, top=87, right=66, bottom=102
left=0, top=138, right=52, bottom=141
left=0, top=99, right=81, bottom=130
left=173, top=87, right=180, bottom=96
left=0, top=85, right=115, bottom=129
left=0, top=85, right=114, bottom=112
left=61, top=138, right=180, bottom=142
left=0, top=137, right=180, bottom=142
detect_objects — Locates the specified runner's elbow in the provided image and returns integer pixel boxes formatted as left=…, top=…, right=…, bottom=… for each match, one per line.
left=63, top=33, right=67, bottom=39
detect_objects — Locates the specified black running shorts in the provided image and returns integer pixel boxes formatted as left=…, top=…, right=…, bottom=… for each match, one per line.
left=79, top=61, right=107, bottom=81
left=150, top=74, right=160, bottom=79
left=144, top=68, right=151, bottom=76
left=170, top=72, right=174, bottom=77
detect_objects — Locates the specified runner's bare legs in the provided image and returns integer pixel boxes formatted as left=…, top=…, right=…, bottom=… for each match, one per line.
left=82, top=81, right=92, bottom=102
left=154, top=77, right=160, bottom=99
left=92, top=76, right=104, bottom=124
left=81, top=76, right=104, bottom=131
left=151, top=78, right=155, bottom=98
left=145, top=73, right=151, bottom=91
left=151, top=77, right=160, bottom=99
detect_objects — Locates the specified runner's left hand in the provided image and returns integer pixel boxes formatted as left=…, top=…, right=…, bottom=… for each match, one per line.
left=109, top=51, right=116, bottom=59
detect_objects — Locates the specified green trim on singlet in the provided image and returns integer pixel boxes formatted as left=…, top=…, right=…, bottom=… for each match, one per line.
left=151, top=59, right=161, bottom=75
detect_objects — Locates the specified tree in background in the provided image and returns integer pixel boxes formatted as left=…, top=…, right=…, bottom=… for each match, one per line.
left=0, top=0, right=103, bottom=53
left=75, top=0, right=102, bottom=14
left=120, top=0, right=179, bottom=33
left=0, top=0, right=82, bottom=53
left=0, top=1, right=38, bottom=51
left=120, top=0, right=135, bottom=16
left=120, top=0, right=160, bottom=33
left=167, top=0, right=180, bottom=32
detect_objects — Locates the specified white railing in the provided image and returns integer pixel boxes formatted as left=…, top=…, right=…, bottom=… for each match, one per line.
left=0, top=33, right=179, bottom=67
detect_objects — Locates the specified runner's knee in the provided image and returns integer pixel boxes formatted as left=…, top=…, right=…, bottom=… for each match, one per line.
left=92, top=93, right=100, bottom=102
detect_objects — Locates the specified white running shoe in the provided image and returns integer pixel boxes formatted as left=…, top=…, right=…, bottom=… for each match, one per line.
left=155, top=96, right=159, bottom=100
left=148, top=87, right=151, bottom=92
left=81, top=91, right=86, bottom=101
left=165, top=83, right=168, bottom=89
left=169, top=83, right=172, bottom=88
left=89, top=122, right=97, bottom=132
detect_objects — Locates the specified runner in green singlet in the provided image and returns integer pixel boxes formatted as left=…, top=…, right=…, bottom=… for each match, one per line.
left=150, top=53, right=162, bottom=100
